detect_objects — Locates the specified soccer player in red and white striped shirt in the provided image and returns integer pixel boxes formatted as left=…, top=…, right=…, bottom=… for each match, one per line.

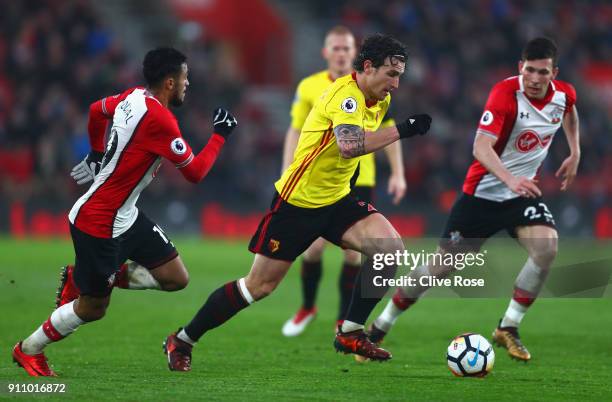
left=12, top=47, right=237, bottom=376
left=366, top=38, right=581, bottom=362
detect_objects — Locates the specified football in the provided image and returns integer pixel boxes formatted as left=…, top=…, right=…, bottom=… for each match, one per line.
left=447, top=333, right=495, bottom=377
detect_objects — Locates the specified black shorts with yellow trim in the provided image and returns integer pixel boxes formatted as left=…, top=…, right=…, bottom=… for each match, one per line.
left=248, top=192, right=379, bottom=261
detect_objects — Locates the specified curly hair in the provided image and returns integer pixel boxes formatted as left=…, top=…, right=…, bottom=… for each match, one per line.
left=353, top=33, right=407, bottom=72
left=143, top=47, right=187, bottom=88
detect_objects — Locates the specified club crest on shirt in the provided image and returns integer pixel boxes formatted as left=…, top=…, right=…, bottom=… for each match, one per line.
left=480, top=110, right=493, bottom=126
left=341, top=97, right=357, bottom=113
left=171, top=138, right=187, bottom=155
left=550, top=106, right=563, bottom=124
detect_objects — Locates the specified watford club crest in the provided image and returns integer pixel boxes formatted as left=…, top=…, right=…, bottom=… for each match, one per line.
left=268, top=239, right=280, bottom=253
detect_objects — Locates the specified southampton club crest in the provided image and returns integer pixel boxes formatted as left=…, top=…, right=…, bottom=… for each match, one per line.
left=550, top=106, right=564, bottom=124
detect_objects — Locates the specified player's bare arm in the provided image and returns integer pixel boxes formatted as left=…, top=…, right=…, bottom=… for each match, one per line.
left=281, top=126, right=301, bottom=172
left=556, top=106, right=580, bottom=191
left=334, top=124, right=406, bottom=158
left=334, top=124, right=367, bottom=158
left=383, top=141, right=406, bottom=204
left=473, top=133, right=541, bottom=198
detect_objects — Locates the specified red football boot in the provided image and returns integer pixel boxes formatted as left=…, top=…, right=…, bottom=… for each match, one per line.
left=163, top=331, right=192, bottom=371
left=55, top=265, right=80, bottom=308
left=334, top=328, right=392, bottom=361
left=12, top=342, right=56, bottom=377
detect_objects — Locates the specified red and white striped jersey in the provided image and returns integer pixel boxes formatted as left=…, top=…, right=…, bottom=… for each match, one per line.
left=463, top=76, right=576, bottom=201
left=69, top=87, right=199, bottom=238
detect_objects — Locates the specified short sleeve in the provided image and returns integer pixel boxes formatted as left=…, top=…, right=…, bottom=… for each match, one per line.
left=476, top=81, right=517, bottom=139
left=325, top=85, right=365, bottom=129
left=290, top=80, right=313, bottom=130
left=144, top=109, right=194, bottom=168
left=380, top=102, right=396, bottom=128
left=554, top=80, right=577, bottom=115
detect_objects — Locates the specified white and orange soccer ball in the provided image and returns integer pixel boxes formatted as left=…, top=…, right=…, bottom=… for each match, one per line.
left=447, top=333, right=495, bottom=377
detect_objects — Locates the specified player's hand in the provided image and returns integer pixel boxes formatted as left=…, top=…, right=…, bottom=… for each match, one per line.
left=506, top=176, right=541, bottom=198
left=213, top=108, right=238, bottom=139
left=555, top=154, right=580, bottom=191
left=387, top=173, right=407, bottom=205
left=397, top=114, right=432, bottom=139
left=70, top=151, right=104, bottom=185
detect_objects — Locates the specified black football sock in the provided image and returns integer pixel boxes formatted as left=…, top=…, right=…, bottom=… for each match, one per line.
left=338, top=262, right=359, bottom=320
left=184, top=280, right=251, bottom=342
left=301, top=260, right=322, bottom=310
left=344, top=258, right=396, bottom=327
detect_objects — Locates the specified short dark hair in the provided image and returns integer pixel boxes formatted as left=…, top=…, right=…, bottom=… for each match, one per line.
left=521, top=37, right=558, bottom=66
left=353, top=33, right=407, bottom=72
left=142, top=47, right=187, bottom=87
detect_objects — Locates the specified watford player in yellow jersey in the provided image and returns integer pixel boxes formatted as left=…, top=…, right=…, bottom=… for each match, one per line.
left=164, top=34, right=432, bottom=367
left=280, top=26, right=407, bottom=337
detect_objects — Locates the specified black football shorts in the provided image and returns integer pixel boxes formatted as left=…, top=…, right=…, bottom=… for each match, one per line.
left=439, top=193, right=557, bottom=252
left=70, top=212, right=178, bottom=296
left=351, top=185, right=374, bottom=204
left=249, top=192, right=379, bottom=261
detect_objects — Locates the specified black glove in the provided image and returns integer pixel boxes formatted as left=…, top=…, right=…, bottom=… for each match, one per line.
left=396, top=114, right=432, bottom=139
left=213, top=107, right=238, bottom=139
left=70, top=151, right=104, bottom=185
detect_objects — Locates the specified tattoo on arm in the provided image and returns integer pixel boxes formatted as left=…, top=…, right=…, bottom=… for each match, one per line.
left=334, top=124, right=365, bottom=158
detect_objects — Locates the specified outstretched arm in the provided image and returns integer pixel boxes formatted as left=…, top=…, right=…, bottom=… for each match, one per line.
left=178, top=134, right=226, bottom=183
left=333, top=124, right=400, bottom=159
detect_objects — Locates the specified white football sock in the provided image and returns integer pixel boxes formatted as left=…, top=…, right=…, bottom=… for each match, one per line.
left=22, top=301, right=84, bottom=354
left=501, top=299, right=529, bottom=328
left=341, top=320, right=363, bottom=333
left=177, top=328, right=196, bottom=345
left=374, top=299, right=404, bottom=333
left=400, top=264, right=433, bottom=299
left=514, top=257, right=548, bottom=295
left=127, top=262, right=161, bottom=290
left=372, top=264, right=432, bottom=333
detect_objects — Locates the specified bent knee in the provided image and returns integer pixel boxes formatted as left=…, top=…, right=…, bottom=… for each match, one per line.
left=530, top=238, right=558, bottom=267
left=75, top=304, right=108, bottom=322
left=162, top=272, right=189, bottom=291
left=379, top=236, right=405, bottom=256
left=245, top=279, right=279, bottom=301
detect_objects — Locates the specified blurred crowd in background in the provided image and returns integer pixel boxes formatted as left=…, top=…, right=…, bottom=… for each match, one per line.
left=0, top=0, right=610, bottom=237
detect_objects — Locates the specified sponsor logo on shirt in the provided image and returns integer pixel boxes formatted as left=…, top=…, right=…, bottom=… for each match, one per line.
left=515, top=130, right=553, bottom=153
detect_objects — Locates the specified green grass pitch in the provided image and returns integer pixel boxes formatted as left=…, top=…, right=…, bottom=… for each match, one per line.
left=0, top=237, right=610, bottom=401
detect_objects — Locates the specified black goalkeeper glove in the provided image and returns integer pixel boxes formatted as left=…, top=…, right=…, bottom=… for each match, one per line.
left=213, top=107, right=238, bottom=139
left=396, top=114, right=432, bottom=139
left=70, top=150, right=104, bottom=185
